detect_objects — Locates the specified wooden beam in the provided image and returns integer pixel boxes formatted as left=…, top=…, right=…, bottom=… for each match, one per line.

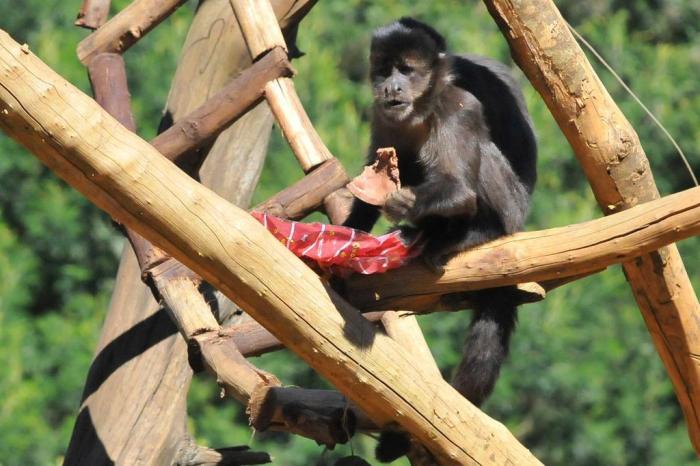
left=87, top=53, right=135, bottom=137
left=151, top=46, right=294, bottom=165
left=176, top=445, right=271, bottom=466
left=82, top=4, right=359, bottom=448
left=347, top=186, right=700, bottom=310
left=483, top=0, right=700, bottom=453
left=229, top=0, right=333, bottom=171
left=227, top=0, right=287, bottom=57
left=253, top=158, right=349, bottom=220
left=224, top=180, right=700, bottom=358
left=264, top=76, right=334, bottom=170
left=0, top=30, right=539, bottom=466
left=381, top=311, right=442, bottom=380
left=75, top=0, right=111, bottom=30
left=77, top=0, right=188, bottom=64
left=87, top=52, right=171, bottom=280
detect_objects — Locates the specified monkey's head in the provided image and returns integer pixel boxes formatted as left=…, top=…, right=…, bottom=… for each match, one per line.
left=370, top=18, right=450, bottom=124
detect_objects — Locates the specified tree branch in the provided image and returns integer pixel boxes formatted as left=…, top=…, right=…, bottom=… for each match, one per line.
left=77, top=0, right=188, bottom=63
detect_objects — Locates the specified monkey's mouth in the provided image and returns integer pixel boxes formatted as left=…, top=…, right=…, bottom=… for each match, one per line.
left=385, top=99, right=409, bottom=109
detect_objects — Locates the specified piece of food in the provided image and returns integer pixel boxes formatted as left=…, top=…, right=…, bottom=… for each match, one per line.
left=346, top=147, right=400, bottom=206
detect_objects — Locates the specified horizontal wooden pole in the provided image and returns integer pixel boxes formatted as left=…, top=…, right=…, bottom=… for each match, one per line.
left=253, top=158, right=348, bottom=220
left=151, top=46, right=294, bottom=165
left=0, top=30, right=539, bottom=465
left=346, top=187, right=700, bottom=310
left=77, top=0, right=187, bottom=64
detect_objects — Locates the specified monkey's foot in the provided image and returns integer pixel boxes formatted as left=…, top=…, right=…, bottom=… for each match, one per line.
left=421, top=251, right=448, bottom=275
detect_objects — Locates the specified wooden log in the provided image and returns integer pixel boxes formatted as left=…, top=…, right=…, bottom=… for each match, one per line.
left=265, top=77, right=333, bottom=170
left=86, top=44, right=349, bottom=449
left=483, top=0, right=700, bottom=453
left=229, top=0, right=332, bottom=170
left=228, top=0, right=287, bottom=57
left=190, top=331, right=281, bottom=404
left=75, top=0, right=111, bottom=30
left=88, top=51, right=171, bottom=280
left=229, top=0, right=351, bottom=227
left=0, top=31, right=539, bottom=466
left=88, top=53, right=134, bottom=129
left=381, top=311, right=442, bottom=380
left=177, top=444, right=271, bottom=466
left=82, top=38, right=278, bottom=442
left=151, top=46, right=295, bottom=165
left=346, top=186, right=700, bottom=310
left=221, top=320, right=285, bottom=357
left=253, top=158, right=348, bottom=220
left=222, top=309, right=387, bottom=358
left=323, top=186, right=355, bottom=225
left=77, top=0, right=188, bottom=64
left=87, top=48, right=296, bottom=283
left=150, top=261, right=218, bottom=334
left=84, top=5, right=283, bottom=430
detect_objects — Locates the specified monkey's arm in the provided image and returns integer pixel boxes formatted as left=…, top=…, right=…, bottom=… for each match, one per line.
left=385, top=131, right=481, bottom=223
left=343, top=197, right=382, bottom=232
left=385, top=176, right=476, bottom=223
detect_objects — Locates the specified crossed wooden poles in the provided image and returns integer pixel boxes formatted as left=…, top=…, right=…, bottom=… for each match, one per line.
left=0, top=0, right=697, bottom=464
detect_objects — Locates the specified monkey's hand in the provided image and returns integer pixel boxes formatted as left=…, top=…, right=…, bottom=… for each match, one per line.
left=383, top=187, right=416, bottom=223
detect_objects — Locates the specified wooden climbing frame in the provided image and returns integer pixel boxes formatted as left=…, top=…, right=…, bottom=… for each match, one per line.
left=0, top=0, right=697, bottom=464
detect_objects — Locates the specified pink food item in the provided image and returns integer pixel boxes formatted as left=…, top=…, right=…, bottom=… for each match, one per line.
left=251, top=211, right=421, bottom=276
left=346, top=147, right=400, bottom=206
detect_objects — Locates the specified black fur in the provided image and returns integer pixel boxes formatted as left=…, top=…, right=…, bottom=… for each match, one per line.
left=343, top=18, right=537, bottom=462
left=375, top=430, right=413, bottom=463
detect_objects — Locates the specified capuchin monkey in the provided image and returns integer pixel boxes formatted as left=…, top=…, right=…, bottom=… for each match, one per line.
left=342, top=18, right=537, bottom=462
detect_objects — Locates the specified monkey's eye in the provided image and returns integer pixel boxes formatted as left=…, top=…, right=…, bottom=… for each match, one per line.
left=397, top=64, right=414, bottom=74
left=372, top=65, right=390, bottom=78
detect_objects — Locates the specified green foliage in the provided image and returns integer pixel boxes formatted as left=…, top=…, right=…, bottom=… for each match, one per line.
left=0, top=1, right=699, bottom=465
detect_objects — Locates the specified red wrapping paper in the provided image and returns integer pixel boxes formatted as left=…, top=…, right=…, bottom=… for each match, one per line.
left=251, top=211, right=420, bottom=275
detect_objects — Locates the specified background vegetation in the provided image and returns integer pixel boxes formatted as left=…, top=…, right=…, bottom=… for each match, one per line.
left=0, top=0, right=698, bottom=464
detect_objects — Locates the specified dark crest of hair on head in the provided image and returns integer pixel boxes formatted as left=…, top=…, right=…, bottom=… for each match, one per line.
left=371, top=17, right=447, bottom=59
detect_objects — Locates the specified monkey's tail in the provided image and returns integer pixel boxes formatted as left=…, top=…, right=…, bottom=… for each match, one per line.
left=452, top=290, right=518, bottom=406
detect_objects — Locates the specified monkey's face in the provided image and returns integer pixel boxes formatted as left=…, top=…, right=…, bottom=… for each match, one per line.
left=370, top=52, right=435, bottom=123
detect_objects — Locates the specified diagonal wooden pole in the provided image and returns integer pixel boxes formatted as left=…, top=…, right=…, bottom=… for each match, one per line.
left=483, top=0, right=700, bottom=454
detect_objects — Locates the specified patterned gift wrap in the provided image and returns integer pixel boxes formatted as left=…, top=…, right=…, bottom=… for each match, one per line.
left=251, top=211, right=420, bottom=275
